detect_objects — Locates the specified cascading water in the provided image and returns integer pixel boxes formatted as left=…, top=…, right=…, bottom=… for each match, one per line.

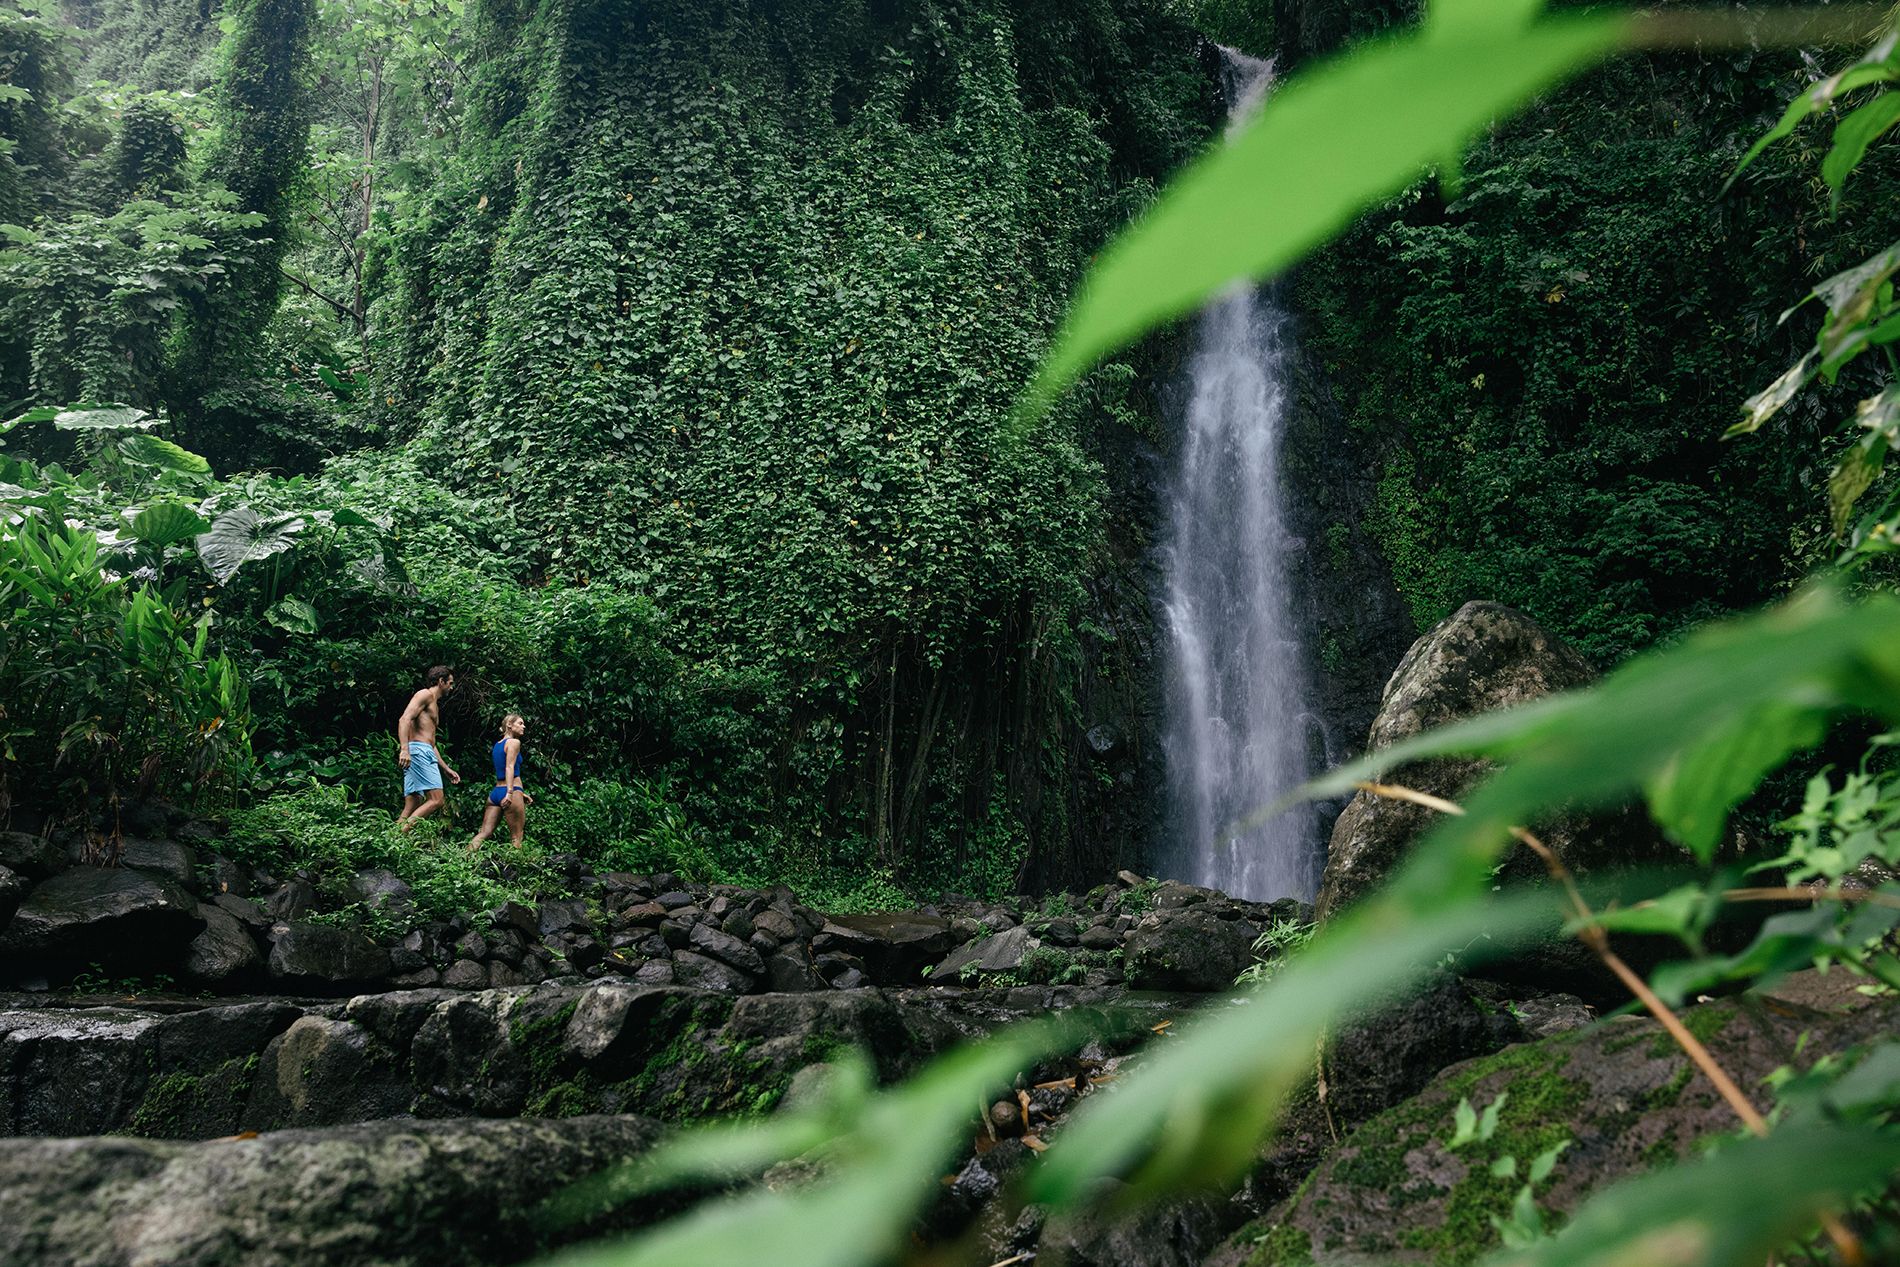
left=1158, top=48, right=1320, bottom=902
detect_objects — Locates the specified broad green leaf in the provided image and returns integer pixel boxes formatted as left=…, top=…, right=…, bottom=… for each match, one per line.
left=1646, top=697, right=1828, bottom=860
left=1451, top=1096, right=1480, bottom=1149
left=1302, top=589, right=1900, bottom=881
left=52, top=404, right=156, bottom=431
left=1478, top=1090, right=1508, bottom=1143
left=1490, top=1155, right=1519, bottom=1180
left=118, top=433, right=211, bottom=475
left=126, top=500, right=212, bottom=548
left=1020, top=12, right=1629, bottom=415
left=1821, top=90, right=1900, bottom=205
left=265, top=597, right=321, bottom=634
left=1581, top=883, right=1707, bottom=938
left=1729, top=29, right=1900, bottom=183
left=0, top=405, right=57, bottom=434
left=1829, top=428, right=1888, bottom=535
left=195, top=506, right=305, bottom=585
left=1527, top=1140, right=1568, bottom=1184
left=1484, top=1124, right=1900, bottom=1267
left=1728, top=352, right=1816, bottom=437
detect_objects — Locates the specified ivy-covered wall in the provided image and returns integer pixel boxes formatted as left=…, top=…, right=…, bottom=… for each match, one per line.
left=379, top=0, right=1218, bottom=889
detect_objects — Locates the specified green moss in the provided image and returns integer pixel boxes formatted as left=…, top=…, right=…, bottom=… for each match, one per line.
left=1235, top=1221, right=1313, bottom=1267
left=526, top=1078, right=593, bottom=1118
left=1647, top=1003, right=1732, bottom=1059
left=1321, top=1038, right=1589, bottom=1264
left=127, top=1054, right=260, bottom=1139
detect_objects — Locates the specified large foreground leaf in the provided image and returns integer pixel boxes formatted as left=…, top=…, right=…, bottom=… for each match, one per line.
left=118, top=433, right=211, bottom=476
left=195, top=506, right=305, bottom=585
left=1020, top=10, right=1629, bottom=414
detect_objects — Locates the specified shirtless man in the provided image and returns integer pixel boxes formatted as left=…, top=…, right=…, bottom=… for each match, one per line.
left=396, top=665, right=462, bottom=831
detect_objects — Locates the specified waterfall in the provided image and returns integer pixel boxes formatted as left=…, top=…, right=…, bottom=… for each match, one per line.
left=1158, top=48, right=1319, bottom=902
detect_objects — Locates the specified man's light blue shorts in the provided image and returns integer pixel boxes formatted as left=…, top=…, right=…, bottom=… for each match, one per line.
left=403, top=741, right=442, bottom=795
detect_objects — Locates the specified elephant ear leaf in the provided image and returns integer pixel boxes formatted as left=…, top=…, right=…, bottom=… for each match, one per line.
left=118, top=433, right=211, bottom=476
left=127, top=501, right=213, bottom=548
left=265, top=596, right=320, bottom=635
left=52, top=404, right=157, bottom=431
left=195, top=506, right=306, bottom=584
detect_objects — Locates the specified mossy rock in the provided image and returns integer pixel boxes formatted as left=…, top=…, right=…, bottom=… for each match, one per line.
left=1217, top=989, right=1896, bottom=1265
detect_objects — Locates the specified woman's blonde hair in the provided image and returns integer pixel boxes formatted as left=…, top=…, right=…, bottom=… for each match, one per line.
left=500, top=713, right=525, bottom=731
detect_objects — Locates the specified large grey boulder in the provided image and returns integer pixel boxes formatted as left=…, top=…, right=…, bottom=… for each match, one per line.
left=0, top=866, right=202, bottom=974
left=1, top=1000, right=299, bottom=1137
left=0, top=1115, right=668, bottom=1267
left=929, top=925, right=1040, bottom=982
left=1317, top=602, right=1667, bottom=922
left=119, top=838, right=199, bottom=887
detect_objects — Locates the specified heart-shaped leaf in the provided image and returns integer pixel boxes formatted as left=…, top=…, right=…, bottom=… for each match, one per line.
left=265, top=596, right=321, bottom=634
left=195, top=506, right=305, bottom=584
left=118, top=433, right=211, bottom=475
left=126, top=500, right=213, bottom=548
left=52, top=404, right=157, bottom=431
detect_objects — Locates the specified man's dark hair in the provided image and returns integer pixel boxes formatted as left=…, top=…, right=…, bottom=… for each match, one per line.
left=424, top=665, right=455, bottom=687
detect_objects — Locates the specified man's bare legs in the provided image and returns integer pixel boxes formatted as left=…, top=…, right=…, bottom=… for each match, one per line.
left=397, top=792, right=422, bottom=825
left=398, top=789, right=446, bottom=833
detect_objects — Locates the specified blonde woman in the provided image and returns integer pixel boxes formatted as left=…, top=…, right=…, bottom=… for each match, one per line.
left=468, top=714, right=532, bottom=850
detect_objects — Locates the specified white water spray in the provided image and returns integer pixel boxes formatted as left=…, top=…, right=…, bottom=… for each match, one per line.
left=1159, top=48, right=1319, bottom=902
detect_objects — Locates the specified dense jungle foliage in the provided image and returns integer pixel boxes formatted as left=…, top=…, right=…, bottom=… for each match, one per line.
left=4, top=0, right=1900, bottom=909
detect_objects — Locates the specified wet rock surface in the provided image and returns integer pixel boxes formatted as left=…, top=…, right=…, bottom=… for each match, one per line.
left=0, top=1115, right=670, bottom=1267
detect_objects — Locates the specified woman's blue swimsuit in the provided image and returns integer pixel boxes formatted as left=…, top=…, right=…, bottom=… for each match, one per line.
left=489, top=740, right=523, bottom=806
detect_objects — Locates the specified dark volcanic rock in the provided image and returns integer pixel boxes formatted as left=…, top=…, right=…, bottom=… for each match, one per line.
left=1124, top=908, right=1252, bottom=991
left=1324, top=973, right=1514, bottom=1130
left=120, top=838, right=199, bottom=887
left=0, top=1115, right=669, bottom=1267
left=813, top=912, right=957, bottom=983
left=671, top=949, right=754, bottom=993
left=183, top=903, right=262, bottom=983
left=245, top=1016, right=412, bottom=1130
left=1, top=1000, right=298, bottom=1137
left=0, top=866, right=201, bottom=974
left=268, top=923, right=391, bottom=991
left=1039, top=1185, right=1227, bottom=1267
left=0, top=865, right=24, bottom=931
left=686, top=921, right=767, bottom=977
left=0, top=831, right=64, bottom=880
left=928, top=925, right=1039, bottom=982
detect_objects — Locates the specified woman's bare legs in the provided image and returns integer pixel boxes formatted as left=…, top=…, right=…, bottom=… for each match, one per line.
left=467, top=802, right=503, bottom=852
left=504, top=791, right=527, bottom=845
